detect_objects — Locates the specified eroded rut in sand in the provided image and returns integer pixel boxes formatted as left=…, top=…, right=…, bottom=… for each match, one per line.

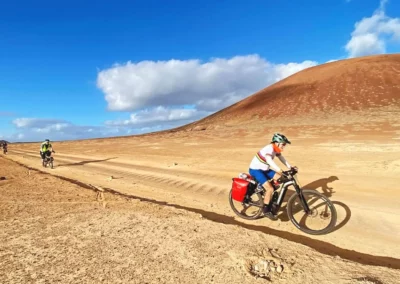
left=7, top=156, right=400, bottom=271
left=10, top=150, right=227, bottom=197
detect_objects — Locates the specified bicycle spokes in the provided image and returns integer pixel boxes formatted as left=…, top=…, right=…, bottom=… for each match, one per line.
left=230, top=192, right=263, bottom=219
left=288, top=191, right=334, bottom=232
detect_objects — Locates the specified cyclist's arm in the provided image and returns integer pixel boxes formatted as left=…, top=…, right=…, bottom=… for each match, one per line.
left=265, top=155, right=282, bottom=173
left=277, top=154, right=291, bottom=169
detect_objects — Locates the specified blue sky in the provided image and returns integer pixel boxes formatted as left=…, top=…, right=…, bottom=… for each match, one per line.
left=1, top=0, right=399, bottom=141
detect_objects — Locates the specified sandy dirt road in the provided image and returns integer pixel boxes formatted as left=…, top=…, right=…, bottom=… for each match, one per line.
left=1, top=155, right=400, bottom=283
left=5, top=127, right=400, bottom=265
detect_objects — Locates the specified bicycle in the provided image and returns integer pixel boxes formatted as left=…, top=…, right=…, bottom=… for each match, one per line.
left=229, top=167, right=337, bottom=235
left=42, top=151, right=55, bottom=169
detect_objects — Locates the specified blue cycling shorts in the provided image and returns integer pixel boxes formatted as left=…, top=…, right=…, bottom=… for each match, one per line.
left=249, top=168, right=276, bottom=185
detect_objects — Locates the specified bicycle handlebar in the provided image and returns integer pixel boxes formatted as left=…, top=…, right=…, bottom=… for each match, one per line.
left=278, top=167, right=298, bottom=183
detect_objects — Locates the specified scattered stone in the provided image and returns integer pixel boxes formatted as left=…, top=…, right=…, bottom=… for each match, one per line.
left=261, top=260, right=269, bottom=271
left=0, top=176, right=6, bottom=180
left=107, top=175, right=114, bottom=181
left=174, top=162, right=178, bottom=166
left=277, top=265, right=284, bottom=273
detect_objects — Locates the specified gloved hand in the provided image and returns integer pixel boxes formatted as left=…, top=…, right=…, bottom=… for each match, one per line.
left=282, top=170, right=292, bottom=180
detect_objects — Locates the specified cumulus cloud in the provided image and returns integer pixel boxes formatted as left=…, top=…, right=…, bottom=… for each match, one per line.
left=97, top=55, right=318, bottom=114
left=345, top=0, right=400, bottom=57
left=106, top=106, right=210, bottom=127
left=10, top=118, right=114, bottom=142
left=8, top=117, right=186, bottom=142
left=13, top=118, right=70, bottom=130
left=11, top=56, right=318, bottom=141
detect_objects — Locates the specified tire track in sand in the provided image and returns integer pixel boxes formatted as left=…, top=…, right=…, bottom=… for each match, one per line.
left=9, top=150, right=230, bottom=198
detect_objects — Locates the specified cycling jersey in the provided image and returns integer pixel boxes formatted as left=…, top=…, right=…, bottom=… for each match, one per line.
left=40, top=142, right=52, bottom=152
left=249, top=143, right=291, bottom=172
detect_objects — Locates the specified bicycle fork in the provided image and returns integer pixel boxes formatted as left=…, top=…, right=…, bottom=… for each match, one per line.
left=296, top=186, right=311, bottom=214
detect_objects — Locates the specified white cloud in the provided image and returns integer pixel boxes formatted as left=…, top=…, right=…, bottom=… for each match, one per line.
left=271, top=61, right=318, bottom=81
left=96, top=55, right=318, bottom=114
left=13, top=118, right=68, bottom=129
left=10, top=118, right=113, bottom=142
left=345, top=0, right=400, bottom=57
left=8, top=117, right=184, bottom=142
left=10, top=56, right=318, bottom=141
left=106, top=106, right=210, bottom=127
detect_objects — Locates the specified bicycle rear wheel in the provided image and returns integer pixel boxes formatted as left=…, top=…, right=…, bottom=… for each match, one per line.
left=287, top=189, right=337, bottom=235
left=229, top=189, right=264, bottom=220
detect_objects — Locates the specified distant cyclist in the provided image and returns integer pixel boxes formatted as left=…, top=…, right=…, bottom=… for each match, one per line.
left=2, top=142, right=7, bottom=154
left=248, top=133, right=297, bottom=220
left=40, top=139, right=55, bottom=165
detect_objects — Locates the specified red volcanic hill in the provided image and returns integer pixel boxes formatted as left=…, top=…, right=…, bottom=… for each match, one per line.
left=177, top=53, right=400, bottom=131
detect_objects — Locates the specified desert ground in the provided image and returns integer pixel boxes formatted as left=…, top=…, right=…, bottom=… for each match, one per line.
left=1, top=140, right=400, bottom=284
left=1, top=54, right=400, bottom=283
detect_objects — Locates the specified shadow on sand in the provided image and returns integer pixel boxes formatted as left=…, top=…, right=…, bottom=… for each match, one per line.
left=58, top=157, right=118, bottom=167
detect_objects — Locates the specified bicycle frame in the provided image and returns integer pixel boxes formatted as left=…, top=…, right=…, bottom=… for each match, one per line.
left=44, top=156, right=53, bottom=162
left=259, top=173, right=311, bottom=214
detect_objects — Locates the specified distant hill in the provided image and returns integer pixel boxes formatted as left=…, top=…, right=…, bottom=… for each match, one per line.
left=174, top=53, right=400, bottom=131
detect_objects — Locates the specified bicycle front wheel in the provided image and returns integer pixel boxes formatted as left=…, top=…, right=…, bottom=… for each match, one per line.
left=287, top=189, right=337, bottom=235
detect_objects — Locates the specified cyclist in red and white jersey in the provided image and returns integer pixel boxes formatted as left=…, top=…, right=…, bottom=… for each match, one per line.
left=249, top=133, right=297, bottom=220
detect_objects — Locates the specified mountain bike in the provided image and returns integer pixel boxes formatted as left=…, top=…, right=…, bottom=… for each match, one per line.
left=42, top=151, right=55, bottom=169
left=229, top=168, right=337, bottom=235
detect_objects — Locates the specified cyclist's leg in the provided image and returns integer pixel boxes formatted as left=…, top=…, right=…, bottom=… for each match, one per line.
left=249, top=169, right=274, bottom=208
left=262, top=170, right=276, bottom=206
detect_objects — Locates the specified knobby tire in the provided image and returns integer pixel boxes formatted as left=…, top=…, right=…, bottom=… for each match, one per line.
left=286, top=189, right=337, bottom=235
left=228, top=188, right=263, bottom=220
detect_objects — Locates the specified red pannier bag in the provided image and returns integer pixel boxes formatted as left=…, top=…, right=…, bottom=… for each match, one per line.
left=231, top=177, right=250, bottom=202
